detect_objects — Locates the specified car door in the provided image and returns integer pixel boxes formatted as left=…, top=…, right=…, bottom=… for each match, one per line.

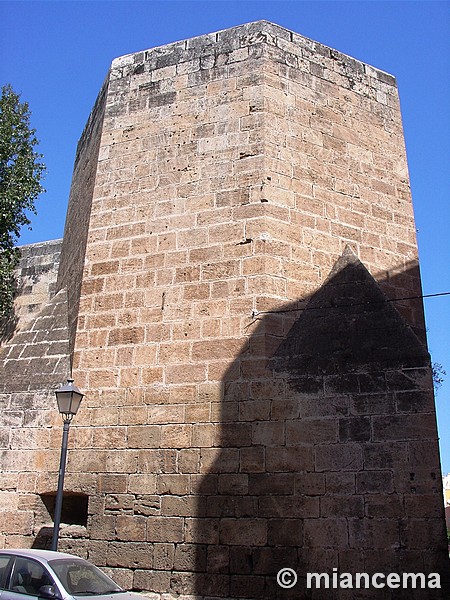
left=2, top=557, right=59, bottom=600
left=0, top=555, right=14, bottom=599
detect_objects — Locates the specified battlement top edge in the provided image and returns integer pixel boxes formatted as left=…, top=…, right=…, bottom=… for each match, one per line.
left=110, top=19, right=396, bottom=85
left=17, top=238, right=63, bottom=253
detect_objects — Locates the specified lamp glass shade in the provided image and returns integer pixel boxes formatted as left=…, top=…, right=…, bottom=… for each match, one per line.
left=55, top=379, right=84, bottom=416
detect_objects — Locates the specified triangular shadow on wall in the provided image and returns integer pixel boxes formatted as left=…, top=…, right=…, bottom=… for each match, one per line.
left=269, top=247, right=430, bottom=379
left=191, top=248, right=449, bottom=599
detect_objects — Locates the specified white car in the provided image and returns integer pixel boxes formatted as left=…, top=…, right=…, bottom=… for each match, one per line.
left=0, top=550, right=143, bottom=600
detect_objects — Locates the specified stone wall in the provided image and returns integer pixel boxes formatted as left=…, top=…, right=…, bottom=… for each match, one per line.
left=0, top=239, right=62, bottom=341
left=56, top=79, right=108, bottom=364
left=0, top=239, right=71, bottom=547
left=0, top=20, right=448, bottom=600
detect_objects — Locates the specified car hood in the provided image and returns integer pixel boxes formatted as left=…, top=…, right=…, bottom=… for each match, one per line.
left=69, top=593, right=145, bottom=600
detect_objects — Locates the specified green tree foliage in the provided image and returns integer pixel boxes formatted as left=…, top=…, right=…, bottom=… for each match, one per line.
left=432, top=361, right=446, bottom=393
left=0, top=84, right=45, bottom=318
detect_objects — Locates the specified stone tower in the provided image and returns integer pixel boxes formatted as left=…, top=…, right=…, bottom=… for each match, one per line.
left=1, top=21, right=448, bottom=599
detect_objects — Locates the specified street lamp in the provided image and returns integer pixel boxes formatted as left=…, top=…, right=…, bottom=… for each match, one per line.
left=51, top=378, right=84, bottom=551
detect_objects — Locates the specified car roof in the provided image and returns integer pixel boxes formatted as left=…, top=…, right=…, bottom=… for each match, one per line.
left=0, top=549, right=81, bottom=562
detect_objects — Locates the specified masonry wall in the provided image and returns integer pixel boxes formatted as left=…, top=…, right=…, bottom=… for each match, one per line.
left=0, top=240, right=62, bottom=341
left=0, top=21, right=448, bottom=600
left=0, top=240, right=71, bottom=546
left=56, top=80, right=108, bottom=363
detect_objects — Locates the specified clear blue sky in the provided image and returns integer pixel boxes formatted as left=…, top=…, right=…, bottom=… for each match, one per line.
left=2, top=1, right=449, bottom=471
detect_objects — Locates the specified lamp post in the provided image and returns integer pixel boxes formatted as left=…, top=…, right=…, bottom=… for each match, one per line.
left=51, top=378, right=84, bottom=551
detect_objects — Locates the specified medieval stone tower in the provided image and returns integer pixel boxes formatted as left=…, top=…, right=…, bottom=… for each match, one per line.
left=1, top=21, right=449, bottom=599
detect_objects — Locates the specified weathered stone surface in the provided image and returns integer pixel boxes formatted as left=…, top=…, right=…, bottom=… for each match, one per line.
left=0, top=19, right=448, bottom=600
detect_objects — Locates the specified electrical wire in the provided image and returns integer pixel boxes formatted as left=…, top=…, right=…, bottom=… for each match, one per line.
left=251, top=291, right=450, bottom=317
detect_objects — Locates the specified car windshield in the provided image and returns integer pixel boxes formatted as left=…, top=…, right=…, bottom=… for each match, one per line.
left=49, top=559, right=123, bottom=596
